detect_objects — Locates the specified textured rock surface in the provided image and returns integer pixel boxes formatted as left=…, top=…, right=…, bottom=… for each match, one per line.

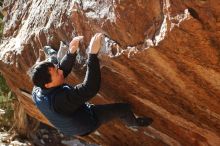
left=0, top=0, right=220, bottom=145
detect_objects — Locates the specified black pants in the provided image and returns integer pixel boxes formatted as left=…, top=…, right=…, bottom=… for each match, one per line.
left=91, top=103, right=137, bottom=127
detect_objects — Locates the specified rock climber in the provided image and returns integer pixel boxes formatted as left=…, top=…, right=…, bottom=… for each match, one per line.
left=28, top=33, right=153, bottom=136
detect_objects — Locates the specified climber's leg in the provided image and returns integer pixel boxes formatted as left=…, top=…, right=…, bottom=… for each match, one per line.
left=92, top=103, right=153, bottom=127
left=43, top=42, right=70, bottom=64
left=43, top=46, right=58, bottom=64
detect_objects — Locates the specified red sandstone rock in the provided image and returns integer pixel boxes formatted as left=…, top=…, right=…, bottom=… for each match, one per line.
left=0, top=0, right=220, bottom=145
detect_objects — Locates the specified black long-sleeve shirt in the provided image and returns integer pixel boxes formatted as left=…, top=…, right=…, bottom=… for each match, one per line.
left=51, top=52, right=101, bottom=115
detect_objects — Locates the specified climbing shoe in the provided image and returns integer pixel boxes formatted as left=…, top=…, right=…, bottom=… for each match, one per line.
left=43, top=46, right=58, bottom=64
left=43, top=46, right=57, bottom=56
left=135, top=117, right=153, bottom=127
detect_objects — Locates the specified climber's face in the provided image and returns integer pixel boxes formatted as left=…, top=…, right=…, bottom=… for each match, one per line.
left=45, top=65, right=64, bottom=88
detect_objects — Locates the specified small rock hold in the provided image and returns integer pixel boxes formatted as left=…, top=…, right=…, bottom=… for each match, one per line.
left=42, top=134, right=49, bottom=139
left=40, top=129, right=48, bottom=134
left=0, top=109, right=5, bottom=115
left=59, top=133, right=64, bottom=138
left=40, top=139, right=45, bottom=145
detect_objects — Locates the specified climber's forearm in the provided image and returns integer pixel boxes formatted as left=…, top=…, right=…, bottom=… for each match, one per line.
left=58, top=52, right=77, bottom=78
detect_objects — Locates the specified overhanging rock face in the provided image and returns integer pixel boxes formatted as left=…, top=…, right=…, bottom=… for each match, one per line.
left=0, top=0, right=220, bottom=145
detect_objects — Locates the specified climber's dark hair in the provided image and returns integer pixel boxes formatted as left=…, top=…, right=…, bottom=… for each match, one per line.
left=28, top=61, right=55, bottom=89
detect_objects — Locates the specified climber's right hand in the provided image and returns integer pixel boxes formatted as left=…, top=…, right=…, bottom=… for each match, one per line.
left=88, top=33, right=104, bottom=54
left=69, top=36, right=84, bottom=54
